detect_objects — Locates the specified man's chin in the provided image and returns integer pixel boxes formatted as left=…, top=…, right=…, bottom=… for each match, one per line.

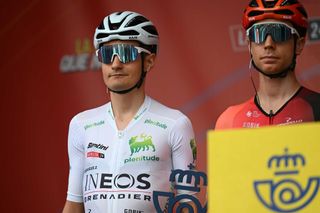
left=260, top=66, right=280, bottom=74
left=108, top=84, right=135, bottom=92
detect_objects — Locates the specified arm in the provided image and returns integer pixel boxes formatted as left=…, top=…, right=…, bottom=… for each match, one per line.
left=215, top=109, right=231, bottom=130
left=215, top=106, right=239, bottom=130
left=170, top=116, right=200, bottom=210
left=63, top=116, right=85, bottom=211
left=170, top=116, right=196, bottom=171
left=62, top=201, right=84, bottom=213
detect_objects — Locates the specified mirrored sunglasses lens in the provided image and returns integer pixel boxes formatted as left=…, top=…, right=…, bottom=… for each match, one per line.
left=248, top=25, right=265, bottom=44
left=100, top=46, right=113, bottom=64
left=98, top=45, right=139, bottom=64
left=249, top=24, right=293, bottom=44
left=276, top=25, right=292, bottom=42
left=120, top=45, right=139, bottom=63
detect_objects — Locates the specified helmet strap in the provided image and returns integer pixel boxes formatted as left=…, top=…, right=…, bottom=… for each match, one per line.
left=251, top=57, right=296, bottom=78
left=250, top=38, right=297, bottom=79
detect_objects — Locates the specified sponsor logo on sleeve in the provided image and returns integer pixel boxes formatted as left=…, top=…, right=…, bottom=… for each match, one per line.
left=84, top=120, right=105, bottom=130
left=144, top=118, right=167, bottom=129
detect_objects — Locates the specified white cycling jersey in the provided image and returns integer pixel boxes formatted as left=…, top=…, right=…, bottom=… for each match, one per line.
left=66, top=96, right=196, bottom=213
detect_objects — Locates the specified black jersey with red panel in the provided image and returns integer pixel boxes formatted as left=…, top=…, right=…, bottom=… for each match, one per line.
left=215, top=87, right=320, bottom=129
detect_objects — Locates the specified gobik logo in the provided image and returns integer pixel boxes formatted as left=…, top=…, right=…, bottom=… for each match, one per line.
left=129, top=134, right=155, bottom=156
left=153, top=169, right=207, bottom=213
left=254, top=148, right=320, bottom=212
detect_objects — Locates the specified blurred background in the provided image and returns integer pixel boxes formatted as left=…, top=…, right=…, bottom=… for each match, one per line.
left=1, top=0, right=319, bottom=212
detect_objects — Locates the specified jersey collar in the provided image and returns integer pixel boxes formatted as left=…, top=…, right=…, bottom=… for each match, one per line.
left=106, top=96, right=151, bottom=130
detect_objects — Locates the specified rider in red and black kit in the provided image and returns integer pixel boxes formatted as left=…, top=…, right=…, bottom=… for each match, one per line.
left=215, top=0, right=320, bottom=129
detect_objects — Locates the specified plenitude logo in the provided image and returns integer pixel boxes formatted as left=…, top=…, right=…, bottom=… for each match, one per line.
left=144, top=119, right=167, bottom=129
left=84, top=120, right=105, bottom=130
left=254, top=148, right=320, bottom=212
left=124, top=134, right=159, bottom=164
left=129, top=134, right=155, bottom=156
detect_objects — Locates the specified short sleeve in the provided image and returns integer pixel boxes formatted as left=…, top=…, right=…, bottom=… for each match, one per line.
left=66, top=116, right=85, bottom=203
left=169, top=115, right=197, bottom=197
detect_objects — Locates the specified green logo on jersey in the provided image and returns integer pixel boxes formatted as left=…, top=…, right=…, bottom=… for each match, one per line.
left=190, top=139, right=197, bottom=161
left=124, top=155, right=160, bottom=164
left=188, top=139, right=197, bottom=170
left=84, top=120, right=105, bottom=130
left=144, top=119, right=167, bottom=129
left=129, top=134, right=155, bottom=156
left=134, top=107, right=148, bottom=120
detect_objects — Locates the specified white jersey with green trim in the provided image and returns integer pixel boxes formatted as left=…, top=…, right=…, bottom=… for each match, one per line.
left=66, top=96, right=196, bottom=213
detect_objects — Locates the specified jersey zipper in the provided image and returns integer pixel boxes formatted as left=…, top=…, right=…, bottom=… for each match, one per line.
left=112, top=130, right=125, bottom=212
left=269, top=110, right=274, bottom=125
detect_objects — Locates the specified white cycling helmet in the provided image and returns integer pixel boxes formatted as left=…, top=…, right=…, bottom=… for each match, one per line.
left=93, top=11, right=159, bottom=53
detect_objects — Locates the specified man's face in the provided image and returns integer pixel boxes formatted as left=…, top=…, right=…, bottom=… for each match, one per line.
left=100, top=40, right=143, bottom=92
left=248, top=19, right=305, bottom=75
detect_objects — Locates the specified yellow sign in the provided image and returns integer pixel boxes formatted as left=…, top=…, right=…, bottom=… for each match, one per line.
left=207, top=123, right=320, bottom=213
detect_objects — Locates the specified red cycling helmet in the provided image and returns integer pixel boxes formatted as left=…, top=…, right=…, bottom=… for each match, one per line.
left=242, top=0, right=308, bottom=36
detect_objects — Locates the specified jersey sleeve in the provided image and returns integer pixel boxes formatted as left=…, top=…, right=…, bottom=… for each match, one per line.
left=169, top=115, right=197, bottom=197
left=215, top=106, right=237, bottom=130
left=66, top=116, right=85, bottom=203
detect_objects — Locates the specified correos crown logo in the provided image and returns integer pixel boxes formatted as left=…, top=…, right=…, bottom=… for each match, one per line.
left=153, top=169, right=207, bottom=213
left=254, top=148, right=320, bottom=212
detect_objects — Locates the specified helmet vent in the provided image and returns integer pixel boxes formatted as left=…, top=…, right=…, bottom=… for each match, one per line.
left=107, top=14, right=130, bottom=30
left=96, top=33, right=110, bottom=39
left=142, top=26, right=159, bottom=36
left=280, top=0, right=299, bottom=6
left=97, top=21, right=105, bottom=30
left=126, top=16, right=148, bottom=27
left=118, top=30, right=139, bottom=36
left=274, top=9, right=294, bottom=15
left=262, top=0, right=278, bottom=8
left=248, top=10, right=264, bottom=17
left=96, top=30, right=139, bottom=40
left=249, top=0, right=258, bottom=7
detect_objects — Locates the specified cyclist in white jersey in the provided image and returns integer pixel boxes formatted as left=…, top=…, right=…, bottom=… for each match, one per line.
left=62, top=11, right=197, bottom=213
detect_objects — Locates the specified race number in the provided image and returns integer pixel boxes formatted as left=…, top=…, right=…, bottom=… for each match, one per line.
left=308, top=18, right=320, bottom=42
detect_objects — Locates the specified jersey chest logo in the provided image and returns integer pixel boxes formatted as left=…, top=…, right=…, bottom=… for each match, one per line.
left=129, top=134, right=156, bottom=156
left=86, top=142, right=109, bottom=159
left=124, top=134, right=160, bottom=165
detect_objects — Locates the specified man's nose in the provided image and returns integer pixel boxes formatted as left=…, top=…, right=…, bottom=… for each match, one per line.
left=111, top=54, right=124, bottom=67
left=264, top=35, right=276, bottom=49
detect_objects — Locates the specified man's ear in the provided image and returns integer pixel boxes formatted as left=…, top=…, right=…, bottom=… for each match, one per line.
left=295, top=37, right=306, bottom=55
left=144, top=53, right=156, bottom=72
